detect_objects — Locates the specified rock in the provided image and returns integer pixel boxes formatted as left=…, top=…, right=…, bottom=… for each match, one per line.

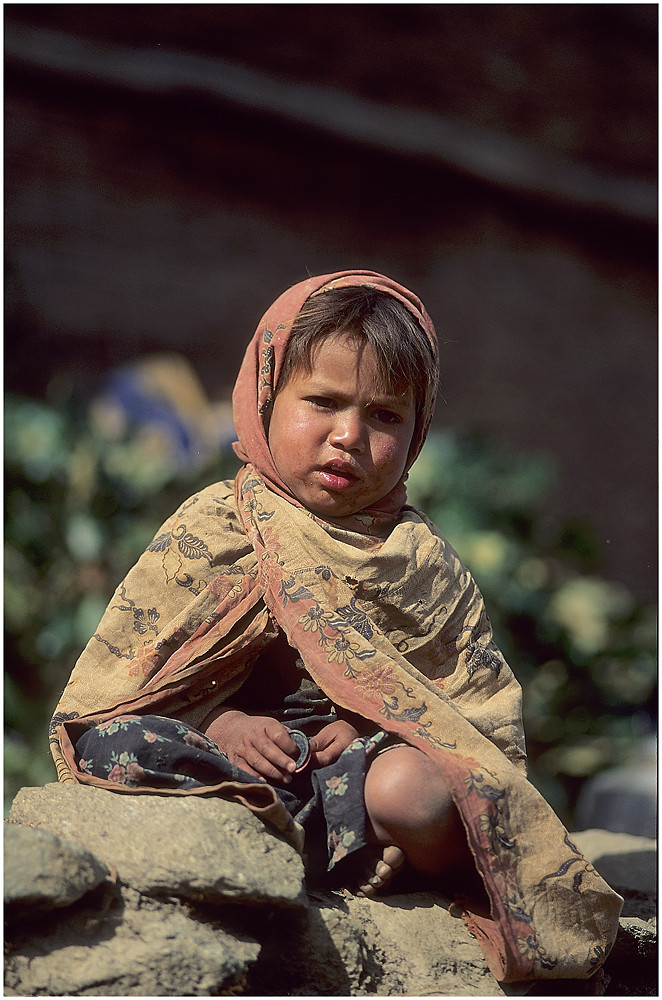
left=8, top=783, right=306, bottom=907
left=572, top=828, right=656, bottom=919
left=575, top=738, right=657, bottom=839
left=573, top=829, right=657, bottom=997
left=4, top=824, right=111, bottom=919
left=4, top=786, right=657, bottom=996
left=5, top=885, right=260, bottom=996
left=251, top=888, right=506, bottom=996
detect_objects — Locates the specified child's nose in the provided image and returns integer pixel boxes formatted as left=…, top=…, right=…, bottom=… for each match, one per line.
left=329, top=410, right=366, bottom=452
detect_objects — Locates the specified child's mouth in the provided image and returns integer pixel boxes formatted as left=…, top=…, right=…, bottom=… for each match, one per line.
left=318, top=464, right=359, bottom=490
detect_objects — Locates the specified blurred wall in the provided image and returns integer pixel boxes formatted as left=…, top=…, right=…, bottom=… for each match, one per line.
left=5, top=4, right=657, bottom=599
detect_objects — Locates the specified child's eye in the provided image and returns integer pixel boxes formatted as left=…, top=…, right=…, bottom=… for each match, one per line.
left=372, top=409, right=402, bottom=425
left=307, top=396, right=336, bottom=410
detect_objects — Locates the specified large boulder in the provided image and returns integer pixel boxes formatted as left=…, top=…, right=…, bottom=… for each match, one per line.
left=4, top=784, right=657, bottom=996
left=7, top=783, right=306, bottom=907
left=4, top=824, right=111, bottom=919
left=575, top=738, right=657, bottom=839
left=5, top=885, right=261, bottom=997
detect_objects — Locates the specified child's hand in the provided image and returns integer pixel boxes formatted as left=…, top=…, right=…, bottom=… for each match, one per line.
left=205, top=709, right=299, bottom=784
left=309, top=720, right=361, bottom=768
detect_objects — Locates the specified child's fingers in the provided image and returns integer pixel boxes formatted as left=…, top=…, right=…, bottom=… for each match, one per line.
left=310, top=720, right=354, bottom=751
left=309, top=730, right=334, bottom=753
left=237, top=724, right=298, bottom=782
left=310, top=720, right=360, bottom=766
left=311, top=734, right=346, bottom=767
left=260, top=733, right=299, bottom=775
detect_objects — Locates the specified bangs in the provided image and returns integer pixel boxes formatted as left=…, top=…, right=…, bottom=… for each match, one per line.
left=276, top=287, right=437, bottom=431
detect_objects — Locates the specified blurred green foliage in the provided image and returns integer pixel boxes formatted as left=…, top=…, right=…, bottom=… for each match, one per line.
left=4, top=384, right=239, bottom=813
left=4, top=385, right=656, bottom=822
left=406, top=433, right=656, bottom=817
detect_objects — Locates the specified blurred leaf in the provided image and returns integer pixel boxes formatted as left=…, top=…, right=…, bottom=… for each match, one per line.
left=4, top=398, right=69, bottom=481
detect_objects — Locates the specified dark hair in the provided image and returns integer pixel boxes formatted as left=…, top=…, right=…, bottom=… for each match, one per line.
left=276, top=287, right=437, bottom=431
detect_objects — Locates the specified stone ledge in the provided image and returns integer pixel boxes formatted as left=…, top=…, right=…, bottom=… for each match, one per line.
left=8, top=782, right=306, bottom=907
left=4, top=784, right=656, bottom=996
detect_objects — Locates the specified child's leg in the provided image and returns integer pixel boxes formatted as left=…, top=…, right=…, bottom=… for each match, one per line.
left=360, top=745, right=485, bottom=901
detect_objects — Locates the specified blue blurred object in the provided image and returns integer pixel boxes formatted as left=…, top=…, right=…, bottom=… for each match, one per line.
left=91, top=353, right=236, bottom=473
left=102, top=367, right=196, bottom=462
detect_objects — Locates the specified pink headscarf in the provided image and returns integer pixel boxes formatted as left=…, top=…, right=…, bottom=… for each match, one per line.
left=232, top=270, right=438, bottom=526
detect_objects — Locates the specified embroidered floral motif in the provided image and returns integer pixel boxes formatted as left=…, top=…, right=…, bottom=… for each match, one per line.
left=224, top=579, right=245, bottom=600
left=517, top=935, right=540, bottom=961
left=354, top=663, right=400, bottom=699
left=315, top=565, right=336, bottom=582
left=172, top=723, right=224, bottom=755
left=143, top=730, right=165, bottom=744
left=48, top=711, right=79, bottom=740
left=503, top=894, right=533, bottom=924
left=516, top=934, right=557, bottom=971
left=479, top=811, right=516, bottom=852
left=112, top=585, right=160, bottom=636
left=96, top=717, right=144, bottom=737
left=380, top=695, right=428, bottom=723
left=174, top=573, right=208, bottom=596
left=590, top=946, right=605, bottom=967
left=244, top=494, right=275, bottom=523
left=413, top=723, right=457, bottom=750
left=148, top=524, right=213, bottom=562
left=328, top=635, right=354, bottom=664
left=105, top=750, right=145, bottom=786
left=328, top=826, right=357, bottom=864
left=148, top=522, right=214, bottom=585
left=324, top=773, right=349, bottom=798
left=329, top=599, right=374, bottom=639
left=465, top=641, right=502, bottom=679
left=175, top=496, right=199, bottom=517
left=540, top=857, right=582, bottom=882
left=538, top=849, right=604, bottom=896
left=279, top=576, right=315, bottom=604
left=93, top=634, right=135, bottom=661
left=298, top=605, right=330, bottom=632
left=183, top=729, right=217, bottom=752
left=464, top=768, right=504, bottom=802
left=563, top=830, right=583, bottom=855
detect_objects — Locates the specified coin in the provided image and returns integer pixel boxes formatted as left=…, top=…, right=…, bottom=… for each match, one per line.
left=288, top=729, right=311, bottom=772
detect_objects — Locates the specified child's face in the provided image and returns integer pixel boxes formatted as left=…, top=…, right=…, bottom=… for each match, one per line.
left=268, top=332, right=416, bottom=519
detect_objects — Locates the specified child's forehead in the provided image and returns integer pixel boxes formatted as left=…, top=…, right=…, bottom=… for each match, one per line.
left=307, top=331, right=379, bottom=370
left=299, top=333, right=413, bottom=394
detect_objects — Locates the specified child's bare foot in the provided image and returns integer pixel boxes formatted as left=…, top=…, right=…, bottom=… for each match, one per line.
left=354, top=844, right=405, bottom=897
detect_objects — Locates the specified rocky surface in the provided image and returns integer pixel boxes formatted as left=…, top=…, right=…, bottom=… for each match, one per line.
left=4, top=783, right=657, bottom=996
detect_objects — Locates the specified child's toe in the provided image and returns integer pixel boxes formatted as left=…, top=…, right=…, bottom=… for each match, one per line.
left=354, top=844, right=405, bottom=896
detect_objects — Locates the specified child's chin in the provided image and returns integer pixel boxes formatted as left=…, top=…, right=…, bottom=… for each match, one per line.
left=306, top=496, right=361, bottom=520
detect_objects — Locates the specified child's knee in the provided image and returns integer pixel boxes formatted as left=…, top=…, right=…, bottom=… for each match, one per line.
left=365, top=745, right=455, bottom=831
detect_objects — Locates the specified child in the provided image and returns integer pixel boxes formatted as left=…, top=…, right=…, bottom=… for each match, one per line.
left=50, top=270, right=622, bottom=985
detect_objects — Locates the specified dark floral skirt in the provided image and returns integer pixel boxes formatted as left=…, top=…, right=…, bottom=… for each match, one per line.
left=75, top=714, right=392, bottom=875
